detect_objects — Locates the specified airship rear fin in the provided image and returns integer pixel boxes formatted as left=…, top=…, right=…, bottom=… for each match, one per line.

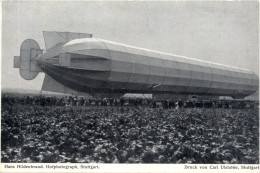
left=19, top=39, right=42, bottom=80
left=42, top=74, right=70, bottom=94
left=42, top=74, right=91, bottom=97
left=43, top=31, right=92, bottom=50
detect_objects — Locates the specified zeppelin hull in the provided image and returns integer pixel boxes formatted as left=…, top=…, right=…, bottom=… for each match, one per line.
left=17, top=32, right=258, bottom=98
left=39, top=57, right=257, bottom=98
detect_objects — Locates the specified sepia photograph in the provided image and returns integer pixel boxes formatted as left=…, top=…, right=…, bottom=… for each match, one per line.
left=1, top=0, right=259, bottom=171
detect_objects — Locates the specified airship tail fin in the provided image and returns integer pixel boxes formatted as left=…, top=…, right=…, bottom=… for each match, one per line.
left=43, top=31, right=92, bottom=50
left=41, top=74, right=91, bottom=97
left=41, top=74, right=123, bottom=98
left=14, top=39, right=42, bottom=80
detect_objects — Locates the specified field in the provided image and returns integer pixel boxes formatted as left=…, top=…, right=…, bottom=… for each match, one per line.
left=2, top=98, right=259, bottom=164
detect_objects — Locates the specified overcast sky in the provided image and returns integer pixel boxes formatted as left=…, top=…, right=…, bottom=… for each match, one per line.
left=1, top=1, right=259, bottom=91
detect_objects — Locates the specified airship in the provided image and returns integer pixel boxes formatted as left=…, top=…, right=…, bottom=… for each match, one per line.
left=14, top=31, right=258, bottom=99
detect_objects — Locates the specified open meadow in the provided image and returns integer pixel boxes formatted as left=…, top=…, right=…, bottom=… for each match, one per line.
left=1, top=96, right=259, bottom=163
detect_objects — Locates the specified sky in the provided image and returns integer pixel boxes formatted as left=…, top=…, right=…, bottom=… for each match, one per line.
left=1, top=1, right=259, bottom=91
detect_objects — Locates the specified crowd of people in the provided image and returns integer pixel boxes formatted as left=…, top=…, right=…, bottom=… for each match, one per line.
left=1, top=94, right=259, bottom=163
left=1, top=94, right=258, bottom=109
